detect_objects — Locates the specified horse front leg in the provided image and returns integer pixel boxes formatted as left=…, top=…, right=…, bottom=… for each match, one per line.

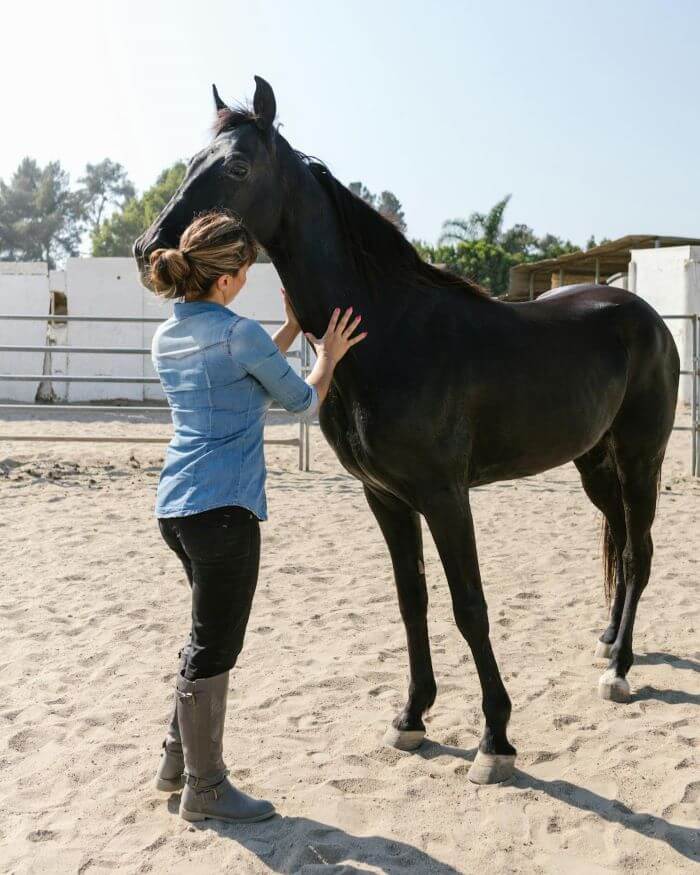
left=424, top=487, right=516, bottom=784
left=364, top=486, right=437, bottom=751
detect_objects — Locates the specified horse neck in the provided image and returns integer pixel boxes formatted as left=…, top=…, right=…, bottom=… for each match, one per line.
left=265, top=164, right=376, bottom=342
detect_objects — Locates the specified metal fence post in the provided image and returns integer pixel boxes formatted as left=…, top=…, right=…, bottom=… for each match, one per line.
left=298, top=338, right=306, bottom=471
left=693, top=314, right=699, bottom=477
left=301, top=335, right=312, bottom=472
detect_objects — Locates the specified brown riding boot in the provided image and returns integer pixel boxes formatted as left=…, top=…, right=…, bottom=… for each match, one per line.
left=176, top=670, right=275, bottom=824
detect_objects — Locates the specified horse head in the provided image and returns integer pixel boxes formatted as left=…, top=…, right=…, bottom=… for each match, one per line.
left=134, top=76, right=288, bottom=288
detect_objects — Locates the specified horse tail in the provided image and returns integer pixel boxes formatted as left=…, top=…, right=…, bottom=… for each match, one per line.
left=602, top=518, right=616, bottom=605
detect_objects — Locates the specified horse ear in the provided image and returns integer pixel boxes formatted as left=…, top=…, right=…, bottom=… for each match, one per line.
left=212, top=84, right=227, bottom=112
left=253, top=76, right=276, bottom=131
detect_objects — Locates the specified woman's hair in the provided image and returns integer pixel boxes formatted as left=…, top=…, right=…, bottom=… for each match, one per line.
left=148, top=211, right=258, bottom=300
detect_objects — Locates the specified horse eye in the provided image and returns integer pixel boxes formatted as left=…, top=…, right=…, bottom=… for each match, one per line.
left=225, top=161, right=250, bottom=180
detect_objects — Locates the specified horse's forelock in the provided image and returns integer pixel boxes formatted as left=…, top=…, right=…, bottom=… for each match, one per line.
left=212, top=104, right=258, bottom=136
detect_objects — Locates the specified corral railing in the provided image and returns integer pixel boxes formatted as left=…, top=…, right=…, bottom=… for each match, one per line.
left=0, top=314, right=312, bottom=472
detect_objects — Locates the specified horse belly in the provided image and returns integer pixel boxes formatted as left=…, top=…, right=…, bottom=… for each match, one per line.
left=469, top=364, right=627, bottom=485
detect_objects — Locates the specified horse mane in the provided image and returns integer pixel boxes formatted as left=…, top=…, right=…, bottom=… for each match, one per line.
left=212, top=105, right=485, bottom=297
left=299, top=157, right=485, bottom=297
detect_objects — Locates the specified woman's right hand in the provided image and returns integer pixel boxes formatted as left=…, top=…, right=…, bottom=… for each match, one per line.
left=305, top=307, right=367, bottom=364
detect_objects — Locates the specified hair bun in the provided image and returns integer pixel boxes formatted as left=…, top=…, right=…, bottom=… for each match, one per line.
left=149, top=248, right=192, bottom=296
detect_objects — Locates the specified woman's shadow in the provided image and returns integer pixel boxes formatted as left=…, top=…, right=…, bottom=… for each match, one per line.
left=166, top=794, right=461, bottom=873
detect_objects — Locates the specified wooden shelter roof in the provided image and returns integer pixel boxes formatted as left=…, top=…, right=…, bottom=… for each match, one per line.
left=506, top=235, right=700, bottom=300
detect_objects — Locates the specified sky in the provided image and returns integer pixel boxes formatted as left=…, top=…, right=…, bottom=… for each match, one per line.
left=2, top=0, right=699, bottom=246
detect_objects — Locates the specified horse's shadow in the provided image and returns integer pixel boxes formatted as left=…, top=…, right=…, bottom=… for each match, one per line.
left=166, top=796, right=461, bottom=873
left=636, top=651, right=700, bottom=673
left=633, top=684, right=700, bottom=706
left=418, top=743, right=698, bottom=864
left=511, top=769, right=698, bottom=862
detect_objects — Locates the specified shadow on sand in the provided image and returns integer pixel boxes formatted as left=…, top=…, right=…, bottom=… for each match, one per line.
left=632, top=684, right=700, bottom=706
left=512, top=771, right=698, bottom=863
left=166, top=795, right=461, bottom=874
left=167, top=731, right=697, bottom=870
left=414, top=740, right=697, bottom=861
left=636, top=651, right=700, bottom=673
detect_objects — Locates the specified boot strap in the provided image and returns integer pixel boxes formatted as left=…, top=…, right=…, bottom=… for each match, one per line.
left=185, top=768, right=229, bottom=792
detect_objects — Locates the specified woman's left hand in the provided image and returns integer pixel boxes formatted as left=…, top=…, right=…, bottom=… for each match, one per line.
left=281, top=288, right=300, bottom=330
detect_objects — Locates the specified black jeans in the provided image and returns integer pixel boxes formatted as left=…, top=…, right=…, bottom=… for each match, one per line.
left=158, top=506, right=261, bottom=681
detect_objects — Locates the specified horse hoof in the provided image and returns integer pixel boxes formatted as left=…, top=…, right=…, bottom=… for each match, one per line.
left=467, top=751, right=516, bottom=785
left=595, top=640, right=613, bottom=660
left=383, top=726, right=425, bottom=751
left=598, top=669, right=631, bottom=703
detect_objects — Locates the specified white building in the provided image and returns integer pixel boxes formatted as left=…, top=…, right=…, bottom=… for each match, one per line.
left=628, top=246, right=700, bottom=404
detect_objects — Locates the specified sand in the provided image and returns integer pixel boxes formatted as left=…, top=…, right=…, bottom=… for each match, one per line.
left=0, top=409, right=698, bottom=874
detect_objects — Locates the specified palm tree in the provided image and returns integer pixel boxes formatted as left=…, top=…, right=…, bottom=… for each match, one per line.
left=439, top=194, right=512, bottom=246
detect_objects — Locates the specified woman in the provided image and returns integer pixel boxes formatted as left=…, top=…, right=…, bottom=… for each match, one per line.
left=148, top=210, right=366, bottom=824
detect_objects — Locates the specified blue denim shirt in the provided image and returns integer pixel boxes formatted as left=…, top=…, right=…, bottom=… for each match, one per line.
left=152, top=300, right=317, bottom=520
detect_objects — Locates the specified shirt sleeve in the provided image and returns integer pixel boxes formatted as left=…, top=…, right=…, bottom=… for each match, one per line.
left=228, top=318, right=318, bottom=420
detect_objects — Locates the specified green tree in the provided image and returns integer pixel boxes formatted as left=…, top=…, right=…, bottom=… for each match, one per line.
left=78, top=159, right=135, bottom=236
left=501, top=222, right=538, bottom=255
left=533, top=233, right=579, bottom=260
left=91, top=162, right=186, bottom=256
left=349, top=180, right=407, bottom=234
left=0, top=157, right=84, bottom=267
left=440, top=194, right=582, bottom=263
left=585, top=235, right=611, bottom=251
left=419, top=240, right=517, bottom=295
left=440, top=194, right=512, bottom=246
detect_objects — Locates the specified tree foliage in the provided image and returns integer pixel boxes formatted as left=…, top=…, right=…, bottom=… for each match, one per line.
left=415, top=239, right=517, bottom=295
left=440, top=195, right=512, bottom=246
left=91, top=163, right=186, bottom=256
left=0, top=158, right=84, bottom=268
left=585, top=235, right=612, bottom=251
left=440, top=194, right=579, bottom=262
left=79, top=159, right=135, bottom=235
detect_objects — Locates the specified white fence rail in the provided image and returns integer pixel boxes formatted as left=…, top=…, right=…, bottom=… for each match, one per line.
left=0, top=314, right=312, bottom=472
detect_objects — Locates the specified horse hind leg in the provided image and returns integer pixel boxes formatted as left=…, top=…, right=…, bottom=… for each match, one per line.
left=573, top=438, right=627, bottom=662
left=597, top=443, right=664, bottom=703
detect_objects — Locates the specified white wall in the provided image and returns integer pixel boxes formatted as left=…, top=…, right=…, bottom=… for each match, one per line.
left=631, top=245, right=700, bottom=403
left=65, top=258, right=147, bottom=402
left=61, top=259, right=290, bottom=402
left=0, top=263, right=49, bottom=402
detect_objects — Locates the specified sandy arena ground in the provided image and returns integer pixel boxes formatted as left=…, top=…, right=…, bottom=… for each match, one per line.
left=0, top=409, right=698, bottom=874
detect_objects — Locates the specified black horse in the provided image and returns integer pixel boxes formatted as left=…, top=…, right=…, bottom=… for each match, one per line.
left=134, top=77, right=679, bottom=785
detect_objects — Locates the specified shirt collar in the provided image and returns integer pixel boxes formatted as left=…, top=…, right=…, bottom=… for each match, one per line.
left=173, top=300, right=231, bottom=318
